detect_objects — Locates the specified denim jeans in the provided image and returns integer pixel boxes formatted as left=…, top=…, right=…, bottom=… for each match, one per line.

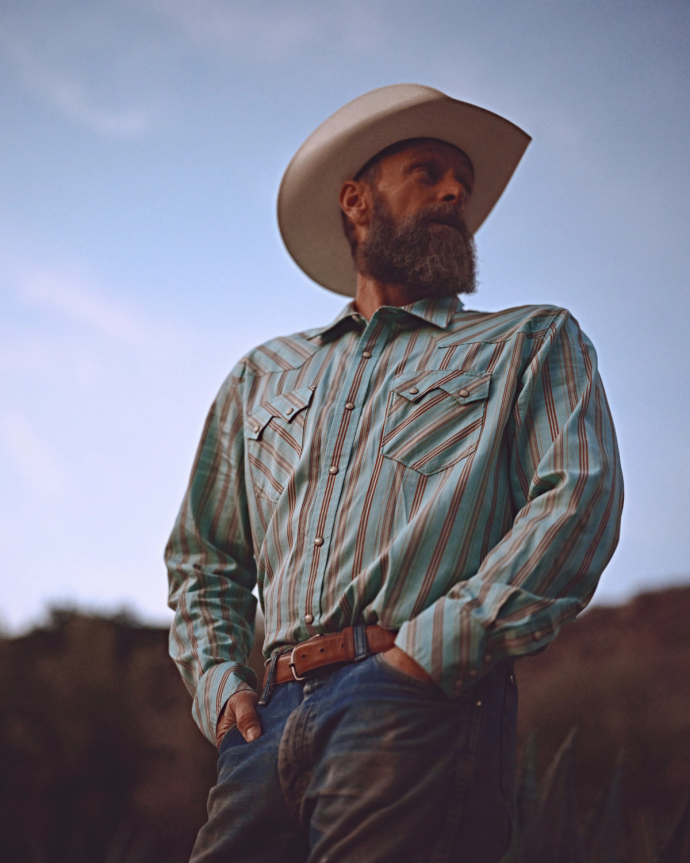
left=191, top=653, right=517, bottom=863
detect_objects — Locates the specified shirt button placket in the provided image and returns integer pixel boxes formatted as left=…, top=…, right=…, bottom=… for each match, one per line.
left=308, top=325, right=381, bottom=626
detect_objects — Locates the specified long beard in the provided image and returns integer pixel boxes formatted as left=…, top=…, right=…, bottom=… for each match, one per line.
left=356, top=196, right=477, bottom=297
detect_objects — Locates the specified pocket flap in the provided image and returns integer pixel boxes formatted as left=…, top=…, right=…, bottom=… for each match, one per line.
left=246, top=386, right=315, bottom=440
left=390, top=370, right=490, bottom=405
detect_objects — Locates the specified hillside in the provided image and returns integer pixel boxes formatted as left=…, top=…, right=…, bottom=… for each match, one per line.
left=0, top=586, right=689, bottom=862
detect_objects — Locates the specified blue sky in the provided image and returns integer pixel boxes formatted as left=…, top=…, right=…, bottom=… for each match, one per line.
left=1, top=0, right=688, bottom=631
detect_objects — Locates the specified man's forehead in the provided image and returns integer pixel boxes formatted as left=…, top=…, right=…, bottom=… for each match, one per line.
left=377, top=138, right=474, bottom=173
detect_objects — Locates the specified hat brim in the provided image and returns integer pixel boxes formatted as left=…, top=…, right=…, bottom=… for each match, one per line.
left=277, top=84, right=531, bottom=297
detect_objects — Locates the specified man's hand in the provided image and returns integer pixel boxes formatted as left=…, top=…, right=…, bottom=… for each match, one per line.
left=216, top=689, right=261, bottom=748
left=380, top=646, right=437, bottom=686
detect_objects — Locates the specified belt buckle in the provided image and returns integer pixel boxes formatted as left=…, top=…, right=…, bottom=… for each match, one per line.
left=289, top=646, right=308, bottom=681
left=289, top=634, right=324, bottom=682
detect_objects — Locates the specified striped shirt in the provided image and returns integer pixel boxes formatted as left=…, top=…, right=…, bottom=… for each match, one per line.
left=166, top=295, right=623, bottom=744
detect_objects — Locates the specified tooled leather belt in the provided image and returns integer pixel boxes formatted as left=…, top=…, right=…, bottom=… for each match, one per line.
left=260, top=625, right=396, bottom=699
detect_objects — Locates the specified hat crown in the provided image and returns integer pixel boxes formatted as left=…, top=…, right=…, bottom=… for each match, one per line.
left=299, top=84, right=447, bottom=159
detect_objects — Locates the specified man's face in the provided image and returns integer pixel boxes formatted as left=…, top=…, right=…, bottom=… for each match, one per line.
left=356, top=140, right=477, bottom=297
left=373, top=140, right=474, bottom=225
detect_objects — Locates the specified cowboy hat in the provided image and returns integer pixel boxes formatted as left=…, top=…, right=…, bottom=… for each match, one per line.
left=277, top=83, right=531, bottom=298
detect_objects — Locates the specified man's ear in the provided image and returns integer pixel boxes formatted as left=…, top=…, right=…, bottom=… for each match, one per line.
left=339, top=180, right=372, bottom=228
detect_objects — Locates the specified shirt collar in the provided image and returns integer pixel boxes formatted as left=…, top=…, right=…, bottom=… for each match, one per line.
left=398, top=295, right=464, bottom=328
left=307, top=295, right=464, bottom=341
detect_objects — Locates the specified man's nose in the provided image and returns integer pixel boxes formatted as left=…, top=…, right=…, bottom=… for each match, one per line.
left=439, top=175, right=466, bottom=205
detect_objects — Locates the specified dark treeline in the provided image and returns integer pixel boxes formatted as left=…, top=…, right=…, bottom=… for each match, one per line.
left=0, top=586, right=689, bottom=862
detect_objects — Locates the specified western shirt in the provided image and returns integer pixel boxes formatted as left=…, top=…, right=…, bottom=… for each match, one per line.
left=165, top=295, right=623, bottom=744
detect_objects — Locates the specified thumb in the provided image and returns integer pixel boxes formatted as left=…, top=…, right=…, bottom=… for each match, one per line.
left=234, top=695, right=262, bottom=743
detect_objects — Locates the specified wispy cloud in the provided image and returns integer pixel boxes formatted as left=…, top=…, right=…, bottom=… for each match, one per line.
left=144, top=0, right=391, bottom=61
left=12, top=49, right=152, bottom=137
left=0, top=409, right=69, bottom=499
left=0, top=2, right=159, bottom=137
left=15, top=266, right=150, bottom=345
left=147, top=0, right=321, bottom=62
left=0, top=252, right=187, bottom=401
left=0, top=0, right=390, bottom=136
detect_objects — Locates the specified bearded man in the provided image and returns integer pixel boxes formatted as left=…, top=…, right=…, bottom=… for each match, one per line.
left=165, top=85, right=623, bottom=863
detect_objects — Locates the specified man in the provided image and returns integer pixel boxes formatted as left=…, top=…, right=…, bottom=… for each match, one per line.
left=166, top=84, right=623, bottom=862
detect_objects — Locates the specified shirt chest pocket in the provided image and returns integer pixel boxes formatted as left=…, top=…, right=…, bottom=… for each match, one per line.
left=381, top=370, right=491, bottom=475
left=246, top=386, right=315, bottom=499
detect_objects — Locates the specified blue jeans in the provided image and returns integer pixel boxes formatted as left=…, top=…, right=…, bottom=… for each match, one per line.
left=191, top=654, right=517, bottom=863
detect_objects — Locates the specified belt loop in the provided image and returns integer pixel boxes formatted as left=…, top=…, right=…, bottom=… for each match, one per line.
left=353, top=624, right=368, bottom=661
left=258, top=652, right=280, bottom=705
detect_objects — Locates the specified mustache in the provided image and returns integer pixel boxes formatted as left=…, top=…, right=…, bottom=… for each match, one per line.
left=414, top=204, right=468, bottom=235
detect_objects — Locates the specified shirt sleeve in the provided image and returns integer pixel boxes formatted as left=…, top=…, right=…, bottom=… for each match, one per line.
left=395, top=309, right=624, bottom=697
left=165, top=363, right=258, bottom=745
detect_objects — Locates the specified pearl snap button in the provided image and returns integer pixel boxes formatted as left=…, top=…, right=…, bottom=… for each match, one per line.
left=533, top=631, right=542, bottom=641
left=305, top=614, right=314, bottom=624
left=459, top=388, right=470, bottom=398
left=285, top=407, right=293, bottom=415
left=362, top=351, right=372, bottom=359
left=314, top=536, right=324, bottom=546
left=408, top=387, right=419, bottom=395
left=345, top=402, right=355, bottom=410
left=328, top=466, right=339, bottom=475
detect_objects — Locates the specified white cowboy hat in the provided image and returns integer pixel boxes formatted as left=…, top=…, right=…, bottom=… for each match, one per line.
left=278, top=83, right=531, bottom=298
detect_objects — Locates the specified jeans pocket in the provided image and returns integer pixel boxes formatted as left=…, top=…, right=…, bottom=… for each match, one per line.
left=218, top=723, right=242, bottom=755
left=373, top=652, right=442, bottom=696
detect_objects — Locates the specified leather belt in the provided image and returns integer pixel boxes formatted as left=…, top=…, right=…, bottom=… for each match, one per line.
left=261, top=625, right=396, bottom=692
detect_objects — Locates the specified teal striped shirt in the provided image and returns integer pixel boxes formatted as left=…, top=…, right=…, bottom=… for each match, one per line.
left=166, top=296, right=623, bottom=744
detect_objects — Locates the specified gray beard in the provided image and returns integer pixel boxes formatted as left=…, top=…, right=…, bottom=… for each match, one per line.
left=356, top=195, right=477, bottom=298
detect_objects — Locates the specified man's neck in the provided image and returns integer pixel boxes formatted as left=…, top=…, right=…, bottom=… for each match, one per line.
left=354, top=273, right=442, bottom=321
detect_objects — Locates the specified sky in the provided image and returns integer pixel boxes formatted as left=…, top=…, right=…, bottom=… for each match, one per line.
left=1, top=0, right=689, bottom=632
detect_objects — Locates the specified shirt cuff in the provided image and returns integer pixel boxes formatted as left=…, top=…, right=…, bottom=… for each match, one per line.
left=393, top=611, right=472, bottom=699
left=191, top=662, right=258, bottom=745
left=394, top=581, right=576, bottom=698
left=393, top=584, right=509, bottom=698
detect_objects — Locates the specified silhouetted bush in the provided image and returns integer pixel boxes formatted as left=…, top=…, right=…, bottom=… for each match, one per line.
left=0, top=608, right=216, bottom=862
left=0, top=586, right=688, bottom=862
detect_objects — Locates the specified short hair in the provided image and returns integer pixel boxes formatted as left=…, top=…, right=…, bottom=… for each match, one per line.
left=340, top=137, right=472, bottom=256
